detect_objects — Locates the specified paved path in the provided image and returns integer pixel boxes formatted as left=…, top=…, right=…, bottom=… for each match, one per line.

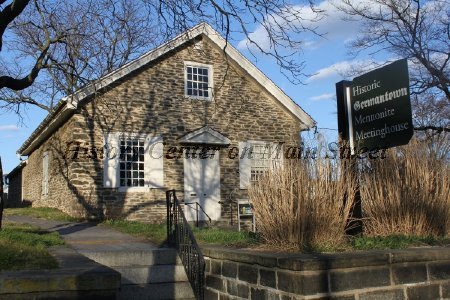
left=5, top=215, right=158, bottom=252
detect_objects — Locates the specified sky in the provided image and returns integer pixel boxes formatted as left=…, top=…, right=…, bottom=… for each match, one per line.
left=0, top=0, right=391, bottom=173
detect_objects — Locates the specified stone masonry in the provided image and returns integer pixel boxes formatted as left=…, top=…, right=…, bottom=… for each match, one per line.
left=202, top=246, right=450, bottom=300
left=19, top=35, right=305, bottom=223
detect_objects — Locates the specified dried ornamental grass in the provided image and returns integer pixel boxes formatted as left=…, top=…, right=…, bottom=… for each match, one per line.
left=360, top=138, right=450, bottom=237
left=248, top=158, right=357, bottom=251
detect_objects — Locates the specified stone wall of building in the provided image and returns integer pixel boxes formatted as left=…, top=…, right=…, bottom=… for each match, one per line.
left=202, top=246, right=450, bottom=300
left=21, top=117, right=97, bottom=218
left=44, top=35, right=303, bottom=222
left=21, top=35, right=304, bottom=222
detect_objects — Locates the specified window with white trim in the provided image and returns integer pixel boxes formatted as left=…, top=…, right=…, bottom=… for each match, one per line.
left=250, top=144, right=271, bottom=182
left=103, top=133, right=164, bottom=190
left=239, top=142, right=283, bottom=188
left=119, top=137, right=145, bottom=187
left=185, top=62, right=212, bottom=99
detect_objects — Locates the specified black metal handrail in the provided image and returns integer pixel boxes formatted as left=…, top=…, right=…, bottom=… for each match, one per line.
left=185, top=201, right=212, bottom=227
left=166, top=190, right=205, bottom=300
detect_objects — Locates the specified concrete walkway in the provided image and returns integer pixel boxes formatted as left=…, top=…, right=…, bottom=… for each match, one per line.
left=5, top=215, right=158, bottom=252
left=4, top=215, right=195, bottom=299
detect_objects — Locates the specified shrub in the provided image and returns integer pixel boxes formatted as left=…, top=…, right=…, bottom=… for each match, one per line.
left=360, top=138, right=450, bottom=237
left=248, top=158, right=357, bottom=251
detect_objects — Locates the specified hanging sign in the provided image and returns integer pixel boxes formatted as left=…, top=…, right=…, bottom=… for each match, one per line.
left=338, top=59, right=414, bottom=153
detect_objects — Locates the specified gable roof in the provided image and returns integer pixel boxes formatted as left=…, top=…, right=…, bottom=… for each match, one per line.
left=18, top=22, right=315, bottom=156
left=5, top=160, right=27, bottom=179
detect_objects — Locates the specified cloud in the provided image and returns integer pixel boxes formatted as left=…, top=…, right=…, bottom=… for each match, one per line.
left=307, top=60, right=354, bottom=82
left=237, top=2, right=323, bottom=51
left=309, top=93, right=335, bottom=102
left=237, top=0, right=435, bottom=51
left=0, top=125, right=19, bottom=132
left=307, top=59, right=385, bottom=82
left=307, top=0, right=363, bottom=45
left=237, top=0, right=367, bottom=52
left=1, top=134, right=16, bottom=139
left=237, top=26, right=271, bottom=51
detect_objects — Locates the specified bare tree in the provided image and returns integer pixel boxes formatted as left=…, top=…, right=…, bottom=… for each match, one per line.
left=334, top=0, right=449, bottom=133
left=0, top=0, right=158, bottom=113
left=0, top=0, right=321, bottom=115
left=150, top=0, right=321, bottom=80
left=412, top=92, right=449, bottom=131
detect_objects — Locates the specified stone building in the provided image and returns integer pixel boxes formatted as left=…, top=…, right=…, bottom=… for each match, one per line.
left=5, top=161, right=26, bottom=208
left=11, top=23, right=315, bottom=224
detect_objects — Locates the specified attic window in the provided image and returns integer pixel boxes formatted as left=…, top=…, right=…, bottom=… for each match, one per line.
left=185, top=62, right=212, bottom=99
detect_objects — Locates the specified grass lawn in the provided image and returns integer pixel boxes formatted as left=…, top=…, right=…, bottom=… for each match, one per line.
left=103, top=220, right=261, bottom=247
left=0, top=222, right=65, bottom=270
left=4, top=207, right=449, bottom=251
left=350, top=235, right=450, bottom=251
left=4, top=207, right=80, bottom=222
left=102, top=220, right=167, bottom=245
left=192, top=227, right=261, bottom=247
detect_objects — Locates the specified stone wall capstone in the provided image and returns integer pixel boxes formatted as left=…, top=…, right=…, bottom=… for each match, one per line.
left=202, top=246, right=450, bottom=300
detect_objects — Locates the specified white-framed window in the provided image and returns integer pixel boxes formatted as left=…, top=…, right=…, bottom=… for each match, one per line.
left=42, top=151, right=49, bottom=196
left=104, top=133, right=164, bottom=191
left=250, top=144, right=272, bottom=183
left=184, top=61, right=213, bottom=99
left=119, top=136, right=145, bottom=187
left=239, top=141, right=283, bottom=188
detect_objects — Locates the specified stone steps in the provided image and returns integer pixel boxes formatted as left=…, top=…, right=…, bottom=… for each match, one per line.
left=79, top=248, right=180, bottom=266
left=119, top=282, right=195, bottom=300
left=116, top=265, right=188, bottom=284
left=79, top=248, right=195, bottom=300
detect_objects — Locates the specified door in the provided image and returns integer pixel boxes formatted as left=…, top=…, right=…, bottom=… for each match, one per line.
left=184, top=147, right=221, bottom=221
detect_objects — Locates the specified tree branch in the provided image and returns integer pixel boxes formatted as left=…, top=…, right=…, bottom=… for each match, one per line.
left=0, top=35, right=54, bottom=90
left=0, top=94, right=51, bottom=111
left=0, top=0, right=30, bottom=51
left=414, top=126, right=450, bottom=133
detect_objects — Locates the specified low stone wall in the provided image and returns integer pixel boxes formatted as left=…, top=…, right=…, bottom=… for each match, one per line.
left=0, top=246, right=120, bottom=300
left=202, top=246, right=450, bottom=300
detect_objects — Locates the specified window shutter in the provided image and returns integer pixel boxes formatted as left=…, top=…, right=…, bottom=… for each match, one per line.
left=145, top=136, right=164, bottom=188
left=42, top=152, right=49, bottom=195
left=271, top=142, right=284, bottom=169
left=103, top=133, right=119, bottom=188
left=239, top=141, right=252, bottom=189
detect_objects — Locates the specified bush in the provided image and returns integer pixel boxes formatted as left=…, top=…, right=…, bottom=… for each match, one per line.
left=360, top=138, right=450, bottom=237
left=248, top=158, right=357, bottom=251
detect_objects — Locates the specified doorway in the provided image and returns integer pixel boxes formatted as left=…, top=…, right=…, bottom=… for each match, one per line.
left=183, top=147, right=221, bottom=222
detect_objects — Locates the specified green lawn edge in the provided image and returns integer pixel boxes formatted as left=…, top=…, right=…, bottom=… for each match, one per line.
left=4, top=207, right=449, bottom=252
left=4, top=207, right=81, bottom=222
left=0, top=222, right=65, bottom=271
